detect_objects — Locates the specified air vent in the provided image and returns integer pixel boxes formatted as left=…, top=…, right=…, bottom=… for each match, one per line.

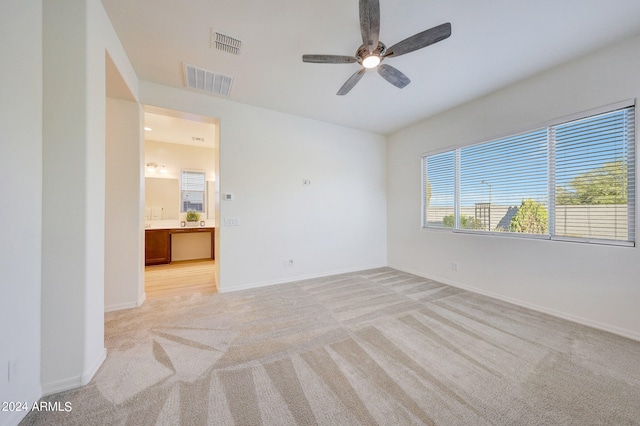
left=211, top=30, right=242, bottom=55
left=183, top=63, right=234, bottom=97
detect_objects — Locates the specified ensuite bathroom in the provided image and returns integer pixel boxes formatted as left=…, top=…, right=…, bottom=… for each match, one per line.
left=142, top=109, right=218, bottom=298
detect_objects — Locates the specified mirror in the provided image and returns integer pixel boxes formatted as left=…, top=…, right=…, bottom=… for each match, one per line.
left=145, top=177, right=216, bottom=221
left=145, top=178, right=180, bottom=220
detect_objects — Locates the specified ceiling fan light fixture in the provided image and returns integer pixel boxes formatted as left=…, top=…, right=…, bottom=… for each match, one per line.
left=301, top=0, right=451, bottom=95
left=362, top=54, right=381, bottom=69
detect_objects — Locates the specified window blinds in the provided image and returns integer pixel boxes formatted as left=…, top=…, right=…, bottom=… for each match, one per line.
left=422, top=104, right=635, bottom=245
left=423, top=151, right=455, bottom=229
left=181, top=170, right=206, bottom=212
left=460, top=130, right=547, bottom=232
left=553, top=107, right=635, bottom=242
left=181, top=170, right=205, bottom=191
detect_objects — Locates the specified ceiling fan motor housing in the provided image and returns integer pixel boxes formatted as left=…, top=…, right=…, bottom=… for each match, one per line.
left=356, top=42, right=386, bottom=65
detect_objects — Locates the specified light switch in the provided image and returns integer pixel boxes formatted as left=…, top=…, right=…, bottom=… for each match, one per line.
left=224, top=217, right=240, bottom=226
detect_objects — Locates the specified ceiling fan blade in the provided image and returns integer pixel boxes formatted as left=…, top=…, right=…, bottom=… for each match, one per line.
left=377, top=64, right=411, bottom=89
left=302, top=54, right=358, bottom=64
left=384, top=22, right=451, bottom=58
left=359, top=0, right=380, bottom=53
left=337, top=68, right=366, bottom=95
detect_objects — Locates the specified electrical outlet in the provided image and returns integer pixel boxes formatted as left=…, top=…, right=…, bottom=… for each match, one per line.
left=8, top=359, right=19, bottom=382
left=451, top=262, right=459, bottom=271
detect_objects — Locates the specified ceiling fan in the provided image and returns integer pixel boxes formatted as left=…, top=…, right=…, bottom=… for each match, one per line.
left=302, top=0, right=451, bottom=95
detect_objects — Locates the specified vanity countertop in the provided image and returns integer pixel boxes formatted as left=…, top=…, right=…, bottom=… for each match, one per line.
left=145, top=220, right=215, bottom=230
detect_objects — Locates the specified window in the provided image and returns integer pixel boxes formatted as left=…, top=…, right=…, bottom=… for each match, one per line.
left=554, top=110, right=634, bottom=241
left=422, top=103, right=635, bottom=246
left=424, top=151, right=455, bottom=229
left=180, top=170, right=206, bottom=213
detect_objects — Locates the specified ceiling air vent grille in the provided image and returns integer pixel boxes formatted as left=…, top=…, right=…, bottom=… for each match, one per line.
left=183, top=63, right=234, bottom=97
left=211, top=30, right=242, bottom=55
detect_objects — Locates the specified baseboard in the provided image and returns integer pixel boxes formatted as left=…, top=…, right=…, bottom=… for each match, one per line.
left=219, top=263, right=388, bottom=294
left=104, top=292, right=146, bottom=312
left=1, top=388, right=42, bottom=426
left=41, top=348, right=107, bottom=396
left=389, top=264, right=640, bottom=343
left=104, top=301, right=138, bottom=312
left=81, top=348, right=107, bottom=386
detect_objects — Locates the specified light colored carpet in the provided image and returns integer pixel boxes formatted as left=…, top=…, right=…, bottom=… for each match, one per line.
left=22, top=268, right=640, bottom=425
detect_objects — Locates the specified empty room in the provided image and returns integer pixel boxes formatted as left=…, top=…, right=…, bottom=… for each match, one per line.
left=2, top=0, right=640, bottom=425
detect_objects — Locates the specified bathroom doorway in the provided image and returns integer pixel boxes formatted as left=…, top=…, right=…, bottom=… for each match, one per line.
left=142, top=106, right=219, bottom=299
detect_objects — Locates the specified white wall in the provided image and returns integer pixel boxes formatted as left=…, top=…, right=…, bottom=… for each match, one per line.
left=0, top=1, right=43, bottom=425
left=388, top=33, right=640, bottom=340
left=105, top=98, right=144, bottom=312
left=140, top=82, right=387, bottom=291
left=41, top=0, right=138, bottom=395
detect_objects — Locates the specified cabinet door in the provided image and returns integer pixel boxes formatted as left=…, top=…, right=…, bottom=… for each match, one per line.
left=145, top=230, right=171, bottom=265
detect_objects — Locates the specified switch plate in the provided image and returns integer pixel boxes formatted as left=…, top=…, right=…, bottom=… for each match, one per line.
left=224, top=217, right=240, bottom=226
left=224, top=193, right=234, bottom=201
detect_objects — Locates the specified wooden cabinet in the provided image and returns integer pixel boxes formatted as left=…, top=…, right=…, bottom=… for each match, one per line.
left=145, top=227, right=215, bottom=266
left=145, top=229, right=171, bottom=265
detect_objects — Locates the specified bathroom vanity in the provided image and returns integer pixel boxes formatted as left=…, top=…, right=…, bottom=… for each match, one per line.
left=145, top=227, right=215, bottom=265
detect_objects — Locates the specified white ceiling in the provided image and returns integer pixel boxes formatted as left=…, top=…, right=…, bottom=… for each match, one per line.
left=144, top=111, right=217, bottom=148
left=101, top=0, right=640, bottom=135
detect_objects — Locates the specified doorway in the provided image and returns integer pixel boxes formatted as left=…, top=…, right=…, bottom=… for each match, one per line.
left=142, top=106, right=220, bottom=299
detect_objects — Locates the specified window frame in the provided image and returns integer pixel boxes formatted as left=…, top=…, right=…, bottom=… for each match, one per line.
left=421, top=100, right=636, bottom=247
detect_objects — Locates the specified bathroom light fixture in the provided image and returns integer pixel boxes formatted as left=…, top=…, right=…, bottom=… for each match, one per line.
left=144, top=127, right=152, bottom=131
left=146, top=163, right=168, bottom=174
